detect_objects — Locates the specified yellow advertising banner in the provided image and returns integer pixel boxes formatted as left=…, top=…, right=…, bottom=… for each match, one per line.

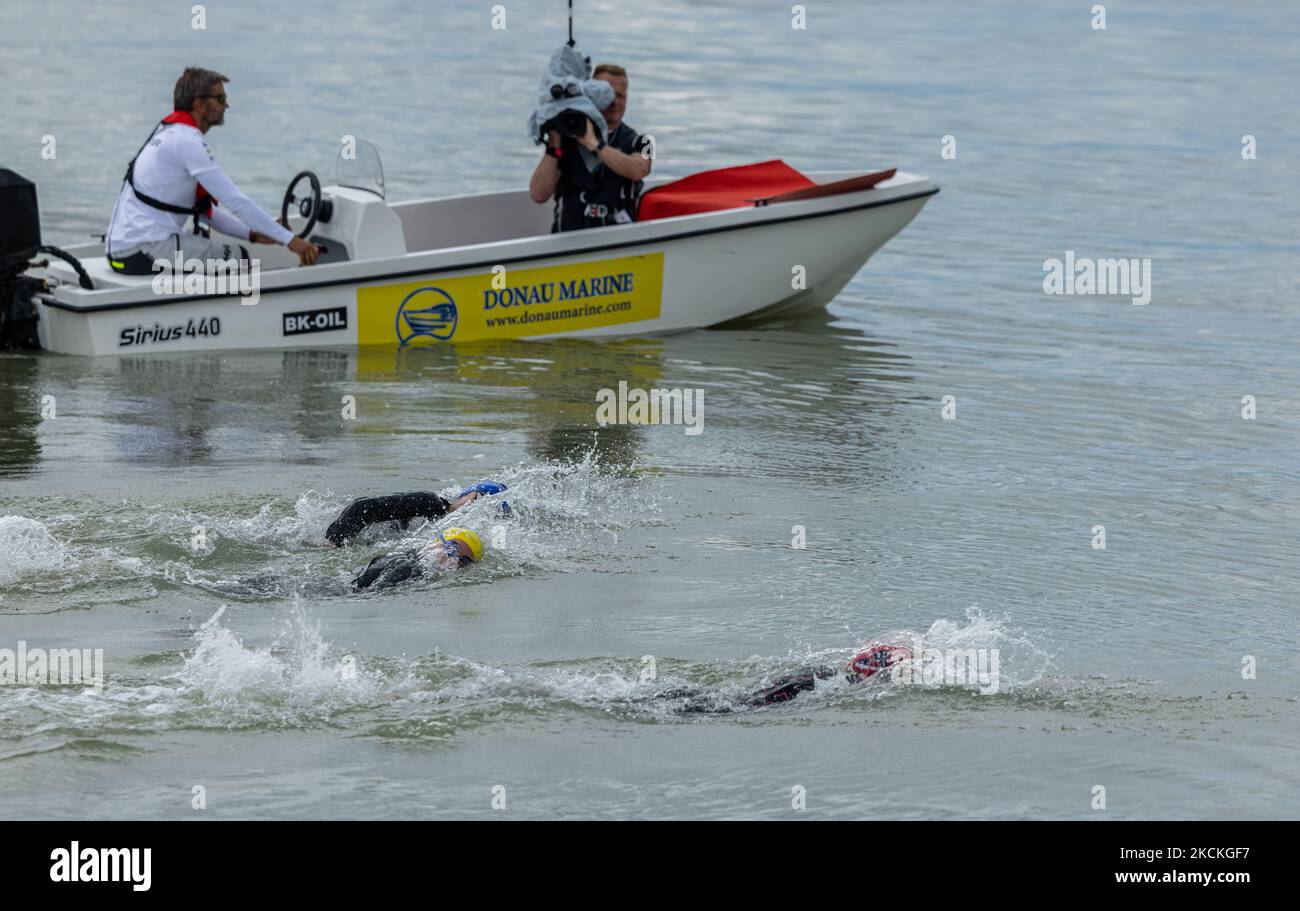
left=356, top=252, right=664, bottom=346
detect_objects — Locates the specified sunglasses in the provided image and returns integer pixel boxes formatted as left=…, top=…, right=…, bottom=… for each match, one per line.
left=200, top=94, right=228, bottom=104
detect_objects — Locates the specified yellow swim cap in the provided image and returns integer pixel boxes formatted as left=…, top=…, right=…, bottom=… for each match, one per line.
left=440, top=527, right=484, bottom=563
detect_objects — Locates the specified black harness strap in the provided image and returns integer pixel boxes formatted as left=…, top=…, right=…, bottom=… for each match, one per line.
left=123, top=121, right=212, bottom=234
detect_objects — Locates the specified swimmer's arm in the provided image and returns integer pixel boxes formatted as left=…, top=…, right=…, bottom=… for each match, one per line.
left=324, top=491, right=465, bottom=546
left=745, top=665, right=841, bottom=706
left=403, top=494, right=480, bottom=556
left=448, top=491, right=479, bottom=511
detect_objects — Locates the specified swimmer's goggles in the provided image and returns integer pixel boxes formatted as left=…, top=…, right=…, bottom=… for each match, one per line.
left=439, top=532, right=475, bottom=561
left=440, top=537, right=474, bottom=567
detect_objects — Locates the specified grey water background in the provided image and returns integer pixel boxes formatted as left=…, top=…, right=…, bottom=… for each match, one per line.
left=2, top=0, right=1298, bottom=818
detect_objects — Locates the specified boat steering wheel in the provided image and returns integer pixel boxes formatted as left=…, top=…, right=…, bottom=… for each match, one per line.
left=281, top=171, right=323, bottom=239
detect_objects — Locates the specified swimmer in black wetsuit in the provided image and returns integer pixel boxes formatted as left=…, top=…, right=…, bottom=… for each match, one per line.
left=325, top=482, right=506, bottom=546
left=657, top=643, right=913, bottom=712
left=325, top=491, right=458, bottom=546
left=325, top=482, right=507, bottom=590
left=350, top=525, right=485, bottom=591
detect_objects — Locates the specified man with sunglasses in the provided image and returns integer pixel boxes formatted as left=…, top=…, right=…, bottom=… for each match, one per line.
left=106, top=67, right=321, bottom=276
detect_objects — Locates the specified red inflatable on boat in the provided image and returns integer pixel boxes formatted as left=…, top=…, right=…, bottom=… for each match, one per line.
left=637, top=160, right=814, bottom=221
left=638, top=160, right=897, bottom=221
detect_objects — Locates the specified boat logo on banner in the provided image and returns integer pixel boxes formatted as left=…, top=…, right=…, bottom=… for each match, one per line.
left=357, top=253, right=664, bottom=346
left=395, top=287, right=459, bottom=344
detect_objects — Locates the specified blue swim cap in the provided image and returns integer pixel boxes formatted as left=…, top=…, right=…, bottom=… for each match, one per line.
left=458, top=480, right=511, bottom=516
left=459, top=480, right=508, bottom=498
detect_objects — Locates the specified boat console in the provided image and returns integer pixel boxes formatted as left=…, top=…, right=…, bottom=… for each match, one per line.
left=282, top=140, right=406, bottom=265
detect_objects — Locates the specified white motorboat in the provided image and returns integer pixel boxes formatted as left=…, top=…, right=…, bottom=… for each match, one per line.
left=2, top=142, right=937, bottom=356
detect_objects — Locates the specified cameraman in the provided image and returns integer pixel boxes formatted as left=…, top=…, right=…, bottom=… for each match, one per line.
left=529, top=64, right=652, bottom=232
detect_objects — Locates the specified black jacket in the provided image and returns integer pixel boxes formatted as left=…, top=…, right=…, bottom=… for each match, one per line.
left=553, top=122, right=650, bottom=232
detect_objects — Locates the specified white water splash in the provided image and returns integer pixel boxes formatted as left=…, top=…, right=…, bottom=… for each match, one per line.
left=172, top=600, right=387, bottom=716
left=0, top=516, right=71, bottom=586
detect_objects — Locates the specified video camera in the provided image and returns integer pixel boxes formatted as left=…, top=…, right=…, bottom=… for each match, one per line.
left=546, top=108, right=594, bottom=139
left=527, top=43, right=612, bottom=151
left=543, top=83, right=599, bottom=138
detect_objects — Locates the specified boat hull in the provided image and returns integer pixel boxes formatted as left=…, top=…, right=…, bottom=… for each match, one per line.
left=33, top=173, right=936, bottom=356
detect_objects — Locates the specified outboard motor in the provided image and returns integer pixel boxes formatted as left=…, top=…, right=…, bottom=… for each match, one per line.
left=1, top=168, right=43, bottom=350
